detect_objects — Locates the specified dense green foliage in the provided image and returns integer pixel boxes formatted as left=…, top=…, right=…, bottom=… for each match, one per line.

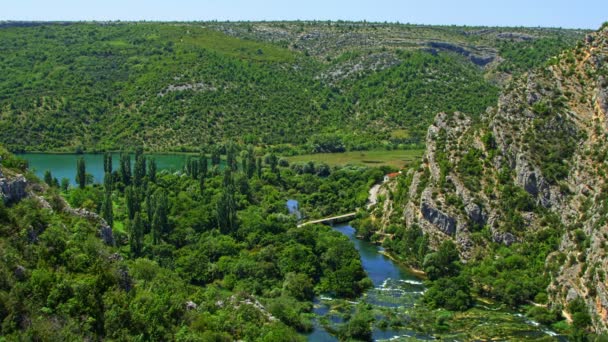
left=0, top=22, right=582, bottom=153
left=0, top=147, right=380, bottom=340
left=497, top=36, right=579, bottom=74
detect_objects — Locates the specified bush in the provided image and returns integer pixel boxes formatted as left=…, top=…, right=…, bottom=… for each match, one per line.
left=423, top=275, right=473, bottom=311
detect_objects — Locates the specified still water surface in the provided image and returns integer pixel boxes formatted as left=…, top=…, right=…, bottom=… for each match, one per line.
left=19, top=153, right=191, bottom=185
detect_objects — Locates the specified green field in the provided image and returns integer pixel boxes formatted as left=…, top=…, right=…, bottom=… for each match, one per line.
left=285, top=149, right=424, bottom=168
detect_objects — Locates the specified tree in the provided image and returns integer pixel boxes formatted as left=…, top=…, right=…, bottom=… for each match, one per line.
left=125, top=186, right=140, bottom=220
left=102, top=171, right=114, bottom=228
left=129, top=212, right=143, bottom=256
left=199, top=173, right=205, bottom=194
left=185, top=157, right=199, bottom=179
left=133, top=147, right=146, bottom=187
left=423, top=240, right=461, bottom=280
left=145, top=187, right=155, bottom=233
left=103, top=171, right=113, bottom=194
left=423, top=275, right=473, bottom=311
left=152, top=189, right=168, bottom=245
left=256, top=157, right=263, bottom=178
left=119, top=153, right=132, bottom=186
left=101, top=191, right=113, bottom=228
left=211, top=146, right=221, bottom=166
left=148, top=158, right=157, bottom=183
left=199, top=155, right=208, bottom=179
left=226, top=142, right=238, bottom=172
left=44, top=170, right=53, bottom=187
left=60, top=178, right=70, bottom=192
left=246, top=145, right=256, bottom=178
left=76, top=157, right=86, bottom=189
left=217, top=169, right=237, bottom=234
left=103, top=152, right=112, bottom=173
left=265, top=153, right=278, bottom=173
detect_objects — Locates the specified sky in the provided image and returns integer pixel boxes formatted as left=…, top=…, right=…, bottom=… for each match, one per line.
left=1, top=0, right=606, bottom=29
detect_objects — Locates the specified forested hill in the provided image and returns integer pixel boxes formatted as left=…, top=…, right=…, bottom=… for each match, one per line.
left=0, top=21, right=586, bottom=152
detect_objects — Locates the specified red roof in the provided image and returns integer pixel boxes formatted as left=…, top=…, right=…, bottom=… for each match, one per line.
left=386, top=172, right=400, bottom=178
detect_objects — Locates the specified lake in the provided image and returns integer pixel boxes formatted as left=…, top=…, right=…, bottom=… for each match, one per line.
left=19, top=153, right=192, bottom=186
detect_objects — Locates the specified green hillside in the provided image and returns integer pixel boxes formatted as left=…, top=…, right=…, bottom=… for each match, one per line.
left=0, top=22, right=585, bottom=152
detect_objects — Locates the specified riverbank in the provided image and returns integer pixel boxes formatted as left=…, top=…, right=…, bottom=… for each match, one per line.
left=378, top=249, right=427, bottom=279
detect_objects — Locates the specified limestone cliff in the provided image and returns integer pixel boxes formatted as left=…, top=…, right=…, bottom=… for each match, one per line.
left=380, top=25, right=608, bottom=332
left=0, top=165, right=27, bottom=204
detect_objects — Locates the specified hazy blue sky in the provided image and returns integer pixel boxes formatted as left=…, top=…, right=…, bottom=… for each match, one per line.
left=2, top=0, right=606, bottom=29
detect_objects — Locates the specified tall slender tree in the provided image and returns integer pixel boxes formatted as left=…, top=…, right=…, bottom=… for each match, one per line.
left=266, top=153, right=278, bottom=174
left=148, top=158, right=157, bottom=183
left=145, top=187, right=155, bottom=233
left=76, top=157, right=86, bottom=189
left=246, top=145, right=256, bottom=179
left=211, top=146, right=221, bottom=166
left=44, top=170, right=53, bottom=187
left=226, top=143, right=238, bottom=172
left=102, top=192, right=113, bottom=228
left=133, top=147, right=146, bottom=187
left=119, top=153, right=132, bottom=186
left=256, top=157, right=263, bottom=178
left=103, top=152, right=112, bottom=173
left=199, top=155, right=208, bottom=179
left=125, top=186, right=140, bottom=220
left=217, top=168, right=237, bottom=234
left=129, top=212, right=143, bottom=257
left=152, top=189, right=168, bottom=244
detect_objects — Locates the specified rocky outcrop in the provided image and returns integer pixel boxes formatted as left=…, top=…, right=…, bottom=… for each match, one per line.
left=383, top=26, right=608, bottom=333
left=32, top=189, right=115, bottom=246
left=420, top=200, right=456, bottom=236
left=427, top=42, right=495, bottom=66
left=64, top=207, right=115, bottom=245
left=0, top=169, right=27, bottom=204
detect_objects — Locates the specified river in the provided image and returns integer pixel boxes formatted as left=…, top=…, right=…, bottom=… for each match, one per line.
left=305, top=222, right=566, bottom=341
left=306, top=223, right=431, bottom=341
left=19, top=153, right=198, bottom=186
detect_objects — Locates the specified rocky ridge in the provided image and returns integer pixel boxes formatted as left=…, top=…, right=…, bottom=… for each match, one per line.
left=379, top=25, right=608, bottom=332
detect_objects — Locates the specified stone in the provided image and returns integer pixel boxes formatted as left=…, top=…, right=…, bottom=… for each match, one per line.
left=421, top=201, right=457, bottom=236
left=0, top=174, right=27, bottom=204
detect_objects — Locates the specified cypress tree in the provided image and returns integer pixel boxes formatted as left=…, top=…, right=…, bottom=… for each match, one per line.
left=102, top=171, right=114, bottom=227
left=125, top=186, right=140, bottom=220
left=184, top=156, right=192, bottom=177
left=129, top=212, right=143, bottom=257
left=119, top=153, right=132, bottom=186
left=246, top=146, right=256, bottom=179
left=134, top=147, right=146, bottom=188
left=103, top=171, right=113, bottom=194
left=217, top=168, right=237, bottom=234
left=266, top=153, right=278, bottom=173
left=103, top=152, right=112, bottom=173
left=44, top=170, right=53, bottom=187
left=199, top=155, right=208, bottom=179
left=148, top=158, right=157, bottom=183
left=152, top=189, right=168, bottom=244
left=211, top=146, right=221, bottom=166
left=102, top=192, right=113, bottom=228
left=145, top=187, right=154, bottom=233
left=192, top=159, right=199, bottom=179
left=199, top=173, right=205, bottom=194
left=256, top=157, right=263, bottom=178
left=76, top=157, right=86, bottom=189
left=226, top=143, right=238, bottom=172
left=241, top=151, right=248, bottom=175
left=60, top=178, right=70, bottom=192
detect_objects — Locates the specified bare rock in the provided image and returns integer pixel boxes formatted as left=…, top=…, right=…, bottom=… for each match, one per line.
left=0, top=174, right=27, bottom=204
left=420, top=200, right=457, bottom=236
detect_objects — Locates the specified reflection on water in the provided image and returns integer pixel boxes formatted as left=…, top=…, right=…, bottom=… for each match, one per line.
left=20, top=153, right=208, bottom=185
